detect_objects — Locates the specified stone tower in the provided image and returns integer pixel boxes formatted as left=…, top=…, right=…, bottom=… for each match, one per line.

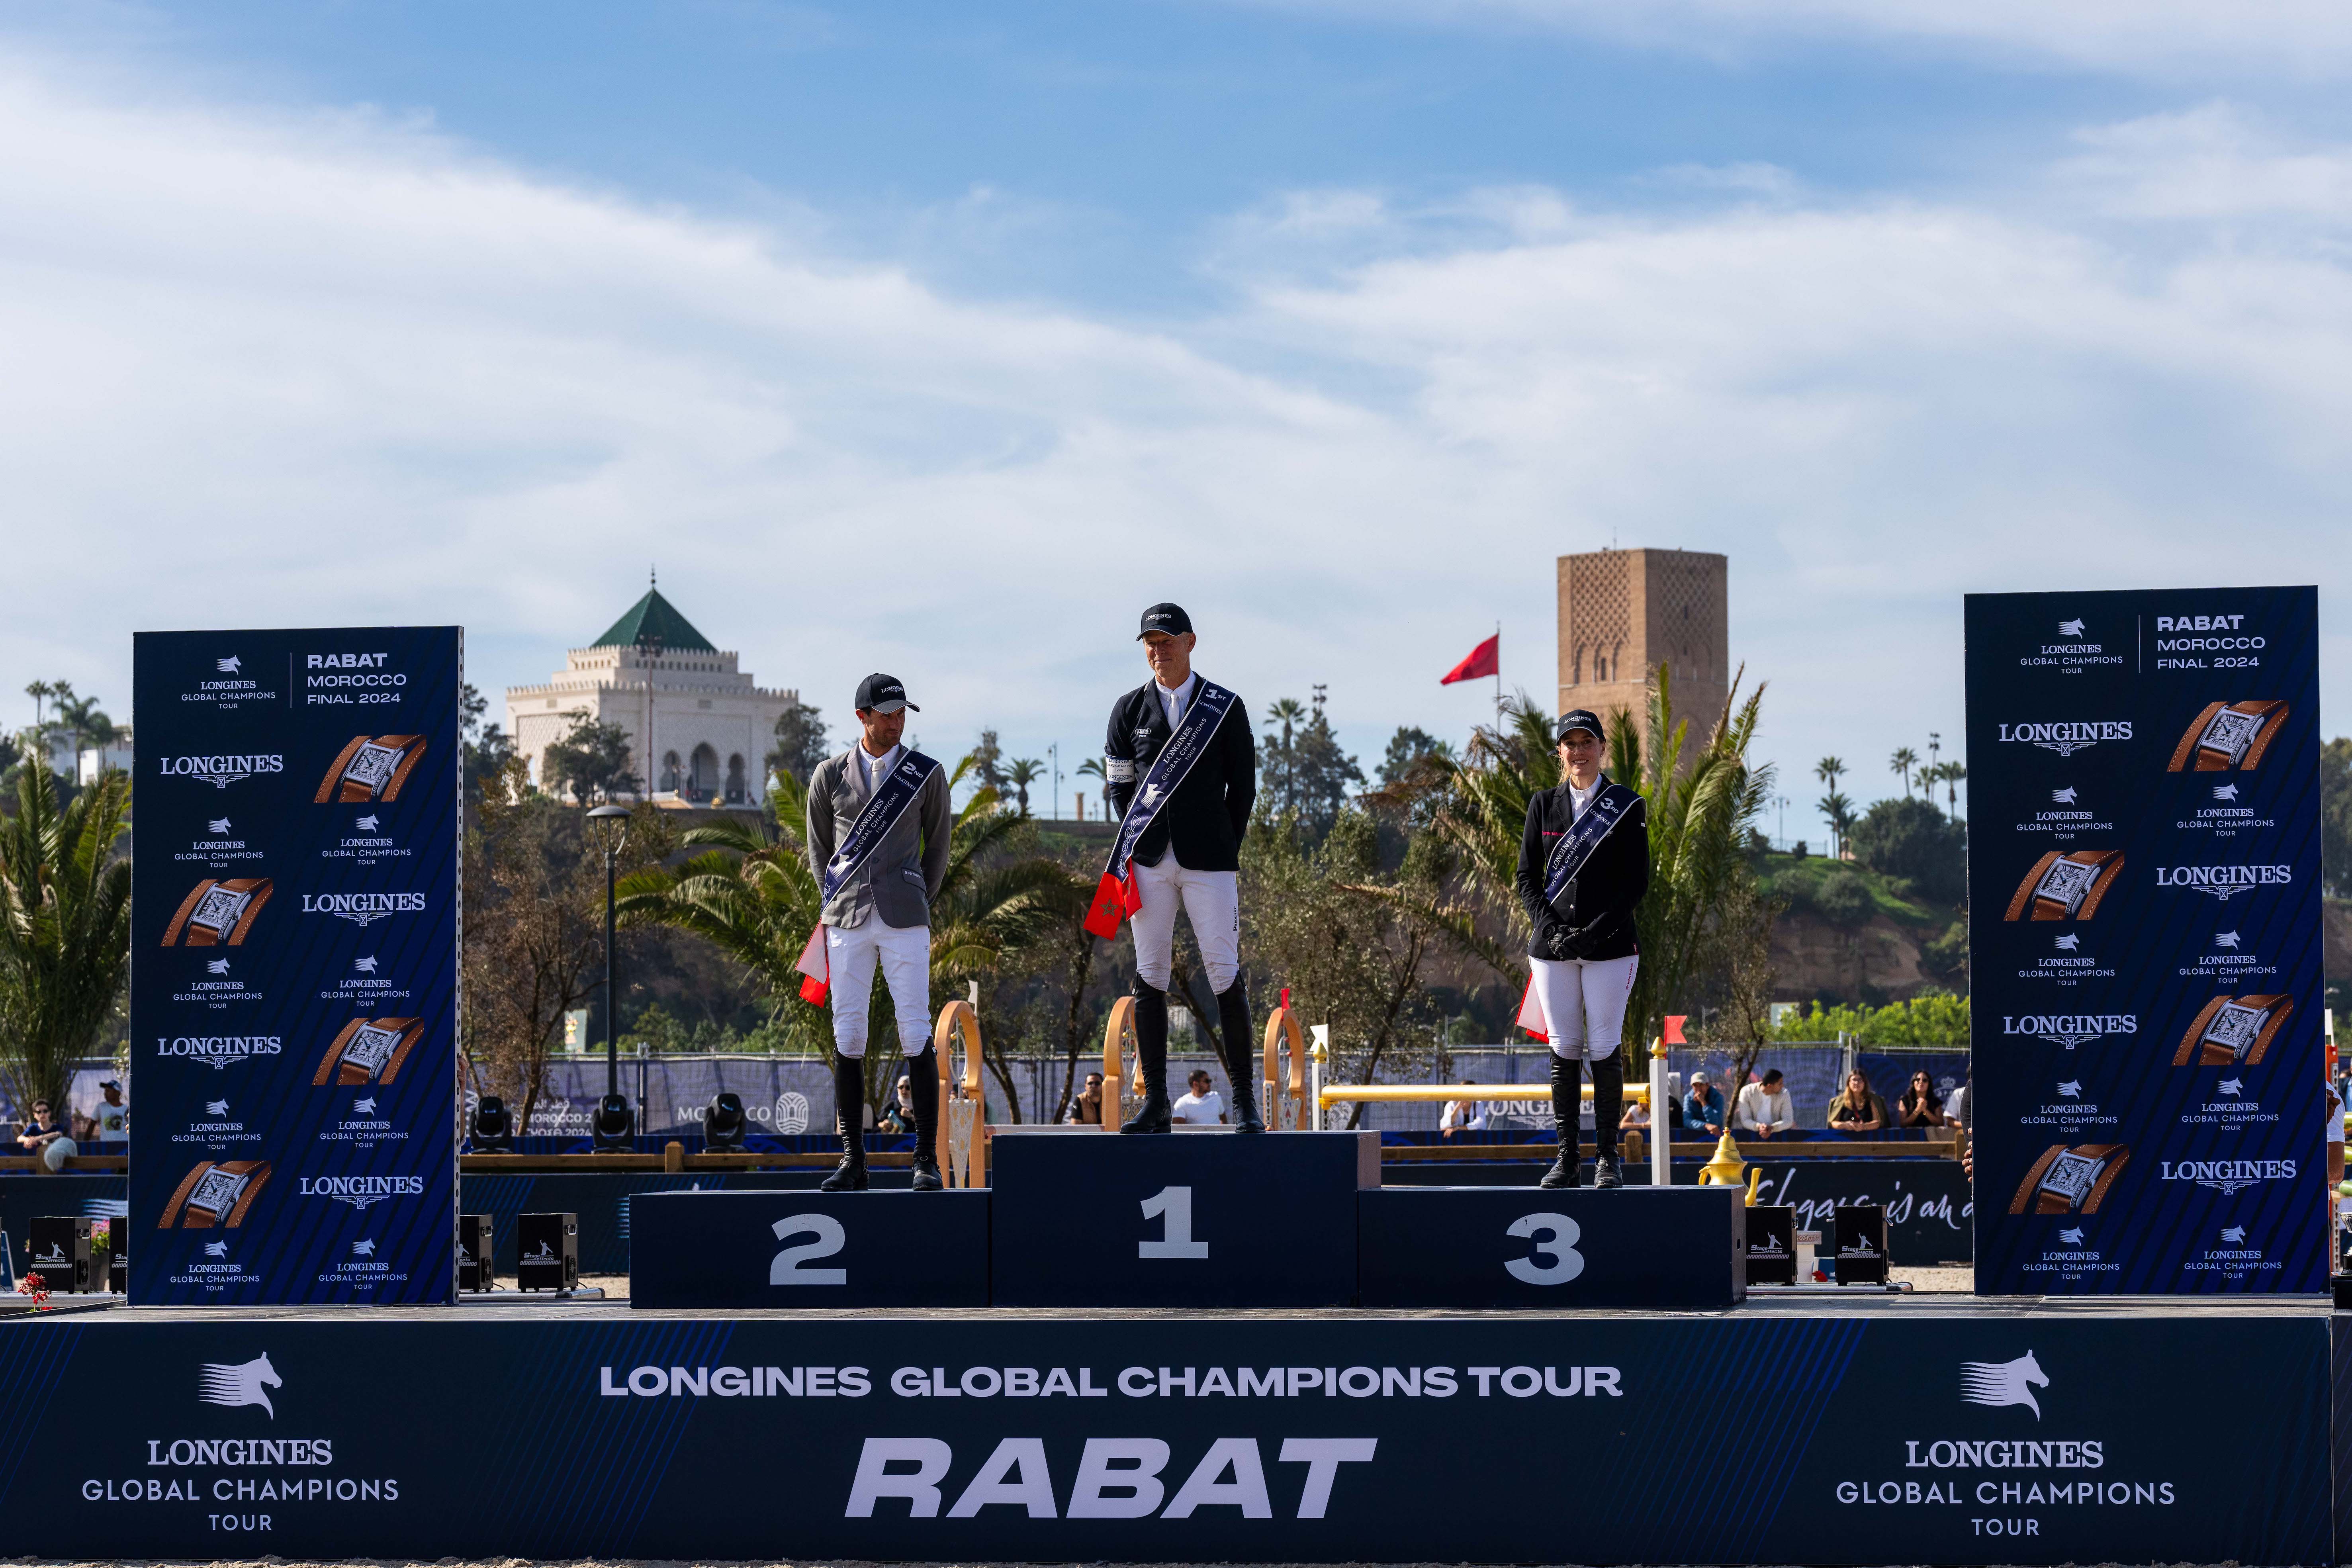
left=1556, top=548, right=1730, bottom=748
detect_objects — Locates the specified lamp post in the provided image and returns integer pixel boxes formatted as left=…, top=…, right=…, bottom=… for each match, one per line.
left=586, top=804, right=634, bottom=1149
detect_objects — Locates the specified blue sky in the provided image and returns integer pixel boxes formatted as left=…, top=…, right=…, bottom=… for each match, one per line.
left=6, top=0, right=2350, bottom=835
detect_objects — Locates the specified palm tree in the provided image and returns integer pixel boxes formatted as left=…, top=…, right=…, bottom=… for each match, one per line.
left=1890, top=746, right=1918, bottom=796
left=1264, top=697, right=1307, bottom=818
left=1817, top=790, right=1856, bottom=859
left=1928, top=760, right=1966, bottom=814
left=1006, top=759, right=1044, bottom=815
left=1815, top=755, right=1845, bottom=791
left=0, top=762, right=132, bottom=1121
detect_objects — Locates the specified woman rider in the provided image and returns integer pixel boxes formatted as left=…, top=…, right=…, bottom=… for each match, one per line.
left=1515, top=709, right=1650, bottom=1189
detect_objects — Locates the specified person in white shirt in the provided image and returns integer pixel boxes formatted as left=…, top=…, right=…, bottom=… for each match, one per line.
left=1734, top=1068, right=1794, bottom=1138
left=1440, top=1081, right=1487, bottom=1137
left=1170, top=1070, right=1227, bottom=1125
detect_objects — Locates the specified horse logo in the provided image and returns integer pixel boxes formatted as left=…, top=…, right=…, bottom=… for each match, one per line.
left=2057, top=619, right=2084, bottom=636
left=356, top=814, right=379, bottom=831
left=2057, top=1228, right=2084, bottom=1245
left=208, top=818, right=231, bottom=834
left=2050, top=787, right=2078, bottom=804
left=351, top=1239, right=377, bottom=1257
left=1960, top=1351, right=2047, bottom=1418
left=197, top=1353, right=281, bottom=1418
left=2219, top=1226, right=2246, bottom=1243
left=215, top=656, right=242, bottom=674
left=2214, top=931, right=2241, bottom=949
left=206, top=958, right=231, bottom=975
left=2053, top=934, right=2081, bottom=951
left=202, top=1241, right=228, bottom=1259
left=204, top=1099, right=229, bottom=1116
left=354, top=1096, right=376, bottom=1114
left=352, top=955, right=379, bottom=973
left=2056, top=1081, right=2080, bottom=1097
left=2213, top=784, right=2240, bottom=802
left=2218, top=1078, right=2244, bottom=1095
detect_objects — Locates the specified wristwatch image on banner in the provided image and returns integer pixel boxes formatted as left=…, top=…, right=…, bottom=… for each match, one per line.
left=313, top=1017, right=425, bottom=1085
left=2005, top=851, right=2124, bottom=921
left=2010, top=1144, right=2131, bottom=1215
left=316, top=735, right=429, bottom=803
left=162, top=878, right=273, bottom=946
left=2173, top=994, right=2294, bottom=1066
left=158, top=1160, right=272, bottom=1228
left=2168, top=701, right=2287, bottom=772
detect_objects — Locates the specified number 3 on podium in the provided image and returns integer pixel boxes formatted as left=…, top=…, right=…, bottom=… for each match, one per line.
left=1505, top=1212, right=1584, bottom=1285
left=1139, top=1185, right=1210, bottom=1259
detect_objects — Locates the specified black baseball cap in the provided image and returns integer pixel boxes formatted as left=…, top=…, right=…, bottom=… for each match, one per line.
left=1137, top=603, right=1194, bottom=639
left=1558, top=709, right=1604, bottom=742
left=854, top=673, right=918, bottom=714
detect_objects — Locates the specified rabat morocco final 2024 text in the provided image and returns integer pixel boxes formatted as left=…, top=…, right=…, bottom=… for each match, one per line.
left=1, top=4, right=2349, bottom=1566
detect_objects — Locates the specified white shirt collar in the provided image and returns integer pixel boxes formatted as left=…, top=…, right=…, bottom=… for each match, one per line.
left=856, top=740, right=901, bottom=796
left=1567, top=775, right=1599, bottom=817
left=1156, top=671, right=1199, bottom=728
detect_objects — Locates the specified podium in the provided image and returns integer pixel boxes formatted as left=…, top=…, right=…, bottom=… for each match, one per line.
left=630, top=1190, right=989, bottom=1309
left=990, top=1129, right=1377, bottom=1307
left=1356, top=1186, right=1745, bottom=1308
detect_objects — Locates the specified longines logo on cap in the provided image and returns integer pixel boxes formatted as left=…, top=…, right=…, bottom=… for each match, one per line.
left=162, top=879, right=272, bottom=946
left=1995, top=721, right=2130, bottom=757
left=2168, top=701, right=2287, bottom=771
left=2152, top=862, right=2289, bottom=900
left=300, top=891, right=428, bottom=927
left=157, top=1034, right=281, bottom=1068
left=156, top=754, right=284, bottom=789
left=316, top=736, right=427, bottom=804
left=2173, top=994, right=2292, bottom=1066
left=2158, top=1157, right=2295, bottom=1194
left=160, top=1161, right=272, bottom=1227
left=2011, top=1145, right=2129, bottom=1214
left=2002, top=1013, right=2137, bottom=1049
left=2005, top=852, right=2123, bottom=921
left=298, top=1175, right=424, bottom=1210
left=313, top=1018, right=423, bottom=1085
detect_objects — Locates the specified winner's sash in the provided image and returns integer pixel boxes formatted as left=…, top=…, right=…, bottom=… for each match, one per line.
left=1084, top=680, right=1241, bottom=938
left=796, top=749, right=942, bottom=1005
left=1514, top=778, right=1643, bottom=1040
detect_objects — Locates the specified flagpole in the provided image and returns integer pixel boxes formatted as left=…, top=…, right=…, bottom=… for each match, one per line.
left=1493, top=621, right=1502, bottom=720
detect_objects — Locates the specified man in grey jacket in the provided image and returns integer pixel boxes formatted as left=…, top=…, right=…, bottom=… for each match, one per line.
left=806, top=673, right=953, bottom=1190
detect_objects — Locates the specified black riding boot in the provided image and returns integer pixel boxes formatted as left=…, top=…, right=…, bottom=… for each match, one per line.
left=908, top=1046, right=943, bottom=1190
left=1540, top=1053, right=1583, bottom=1189
left=1590, top=1050, right=1625, bottom=1188
left=1218, top=981, right=1265, bottom=1133
left=819, top=1053, right=869, bottom=1191
left=1119, top=982, right=1174, bottom=1133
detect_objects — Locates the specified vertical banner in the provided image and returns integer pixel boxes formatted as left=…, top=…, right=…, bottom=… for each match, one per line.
left=131, top=628, right=461, bottom=1303
left=1965, top=588, right=2323, bottom=1294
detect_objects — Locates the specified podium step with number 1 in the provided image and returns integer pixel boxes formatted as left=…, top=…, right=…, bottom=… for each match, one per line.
left=989, top=1129, right=1378, bottom=1307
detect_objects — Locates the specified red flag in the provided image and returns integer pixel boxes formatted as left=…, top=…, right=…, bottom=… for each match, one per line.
left=1516, top=976, right=1547, bottom=1043
left=1663, top=1014, right=1688, bottom=1045
left=796, top=924, right=830, bottom=1006
left=1084, top=869, right=1142, bottom=940
left=1440, top=632, right=1499, bottom=685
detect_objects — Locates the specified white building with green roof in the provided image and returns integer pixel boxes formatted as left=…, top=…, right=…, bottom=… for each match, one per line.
left=505, top=585, right=797, bottom=808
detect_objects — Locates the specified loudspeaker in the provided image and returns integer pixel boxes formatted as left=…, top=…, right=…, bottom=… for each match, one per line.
left=1745, top=1204, right=1797, bottom=1286
left=517, top=1211, right=579, bottom=1292
left=457, top=1213, right=494, bottom=1292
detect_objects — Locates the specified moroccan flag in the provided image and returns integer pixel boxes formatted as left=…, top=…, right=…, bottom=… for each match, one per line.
left=1515, top=976, right=1546, bottom=1042
left=1441, top=632, right=1499, bottom=685
left=796, top=924, right=830, bottom=1006
left=1083, top=869, right=1143, bottom=940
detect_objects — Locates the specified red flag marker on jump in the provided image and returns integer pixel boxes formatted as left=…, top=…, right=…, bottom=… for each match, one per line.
left=1663, top=1014, right=1688, bottom=1045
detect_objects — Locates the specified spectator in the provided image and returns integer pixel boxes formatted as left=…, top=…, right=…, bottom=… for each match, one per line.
left=92, top=1079, right=128, bottom=1145
left=1943, top=1077, right=1968, bottom=1130
left=1068, top=1071, right=1107, bottom=1125
left=1827, top=1070, right=1890, bottom=1131
left=1171, top=1069, right=1227, bottom=1126
left=1897, top=1070, right=1947, bottom=1128
left=1684, top=1071, right=1727, bottom=1137
left=877, top=1075, right=915, bottom=1135
left=16, top=1101, right=74, bottom=1172
left=1440, top=1081, right=1486, bottom=1138
left=1735, top=1069, right=1794, bottom=1137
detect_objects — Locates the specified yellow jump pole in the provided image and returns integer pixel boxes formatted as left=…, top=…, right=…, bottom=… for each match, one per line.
left=1262, top=1006, right=1305, bottom=1132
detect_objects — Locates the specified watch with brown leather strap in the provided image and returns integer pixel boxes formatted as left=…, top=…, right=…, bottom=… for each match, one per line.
left=2168, top=701, right=2288, bottom=772
left=316, top=735, right=429, bottom=804
left=312, top=1017, right=425, bottom=1086
left=159, top=1160, right=272, bottom=1228
left=162, top=878, right=273, bottom=947
left=2005, top=851, right=2125, bottom=922
left=2010, top=1144, right=2130, bottom=1215
left=2172, top=994, right=2293, bottom=1066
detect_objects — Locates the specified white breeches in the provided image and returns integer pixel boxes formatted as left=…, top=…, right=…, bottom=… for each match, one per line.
left=1529, top=953, right=1639, bottom=1062
left=827, top=920, right=932, bottom=1058
left=1130, top=855, right=1241, bottom=993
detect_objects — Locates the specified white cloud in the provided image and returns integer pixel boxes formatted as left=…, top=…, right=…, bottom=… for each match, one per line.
left=4, top=55, right=2351, bottom=843
left=1251, top=0, right=2352, bottom=79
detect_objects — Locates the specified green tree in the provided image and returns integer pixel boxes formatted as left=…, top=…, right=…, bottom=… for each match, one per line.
left=1847, top=796, right=1967, bottom=905
left=1816, top=789, right=1856, bottom=859
left=542, top=715, right=640, bottom=803
left=1378, top=725, right=1452, bottom=787
left=1261, top=697, right=1307, bottom=818
left=1890, top=746, right=1918, bottom=796
left=0, top=763, right=131, bottom=1122
left=765, top=700, right=831, bottom=791
left=458, top=683, right=513, bottom=803
left=2323, top=737, right=2352, bottom=899
left=1290, top=687, right=1365, bottom=842
left=1006, top=758, right=1044, bottom=815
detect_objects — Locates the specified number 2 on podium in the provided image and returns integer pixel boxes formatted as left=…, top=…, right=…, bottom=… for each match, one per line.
left=1139, top=1185, right=1210, bottom=1259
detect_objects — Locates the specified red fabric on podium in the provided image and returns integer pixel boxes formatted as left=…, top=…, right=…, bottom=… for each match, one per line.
left=1515, top=975, right=1546, bottom=1042
left=1441, top=633, right=1499, bottom=685
left=796, top=924, right=830, bottom=1005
